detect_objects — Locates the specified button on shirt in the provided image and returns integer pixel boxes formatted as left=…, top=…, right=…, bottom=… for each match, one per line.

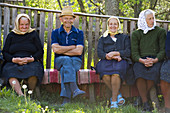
left=51, top=25, right=84, bottom=59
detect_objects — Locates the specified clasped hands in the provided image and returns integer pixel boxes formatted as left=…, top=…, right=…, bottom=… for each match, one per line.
left=12, top=57, right=34, bottom=65
left=105, top=51, right=122, bottom=61
left=139, top=57, right=158, bottom=67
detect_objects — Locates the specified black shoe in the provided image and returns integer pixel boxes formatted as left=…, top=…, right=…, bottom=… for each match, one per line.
left=133, top=96, right=142, bottom=107
left=143, top=102, right=152, bottom=112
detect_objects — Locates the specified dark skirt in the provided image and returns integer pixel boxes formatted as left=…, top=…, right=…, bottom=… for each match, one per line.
left=2, top=61, right=44, bottom=85
left=133, top=62, right=162, bottom=83
left=96, top=59, right=129, bottom=80
left=160, top=59, right=170, bottom=83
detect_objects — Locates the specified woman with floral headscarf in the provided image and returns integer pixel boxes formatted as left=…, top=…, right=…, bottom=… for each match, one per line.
left=131, top=9, right=166, bottom=111
left=2, top=14, right=43, bottom=96
left=96, top=16, right=131, bottom=108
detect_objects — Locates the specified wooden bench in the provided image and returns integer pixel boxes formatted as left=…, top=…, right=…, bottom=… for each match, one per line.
left=41, top=69, right=140, bottom=102
left=0, top=3, right=169, bottom=102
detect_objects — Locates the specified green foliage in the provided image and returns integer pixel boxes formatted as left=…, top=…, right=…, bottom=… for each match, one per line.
left=19, top=0, right=169, bottom=20
left=0, top=86, right=162, bottom=113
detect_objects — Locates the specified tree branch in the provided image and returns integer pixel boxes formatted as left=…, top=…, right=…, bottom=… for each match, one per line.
left=57, top=0, right=62, bottom=10
left=89, top=0, right=105, bottom=15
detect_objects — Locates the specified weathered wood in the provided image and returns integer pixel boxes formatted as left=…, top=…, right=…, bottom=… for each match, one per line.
left=123, top=20, right=128, bottom=34
left=27, top=9, right=31, bottom=23
left=55, top=13, right=61, bottom=29
left=87, top=17, right=93, bottom=69
left=74, top=16, right=79, bottom=28
left=94, top=18, right=100, bottom=67
left=102, top=18, right=107, bottom=34
left=130, top=21, right=136, bottom=37
left=12, top=8, right=17, bottom=29
left=163, top=23, right=168, bottom=32
left=81, top=16, right=87, bottom=69
left=39, top=11, right=45, bottom=47
left=156, top=22, right=161, bottom=27
left=3, top=6, right=10, bottom=45
left=0, top=6, right=2, bottom=48
left=20, top=8, right=25, bottom=13
left=33, top=10, right=38, bottom=29
left=46, top=12, right=53, bottom=69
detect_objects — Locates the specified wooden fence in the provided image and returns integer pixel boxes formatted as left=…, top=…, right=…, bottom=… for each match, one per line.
left=0, top=3, right=169, bottom=69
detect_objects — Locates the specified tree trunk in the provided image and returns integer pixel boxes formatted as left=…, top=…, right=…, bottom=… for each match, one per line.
left=77, top=0, right=86, bottom=13
left=134, top=0, right=142, bottom=18
left=105, top=0, right=119, bottom=16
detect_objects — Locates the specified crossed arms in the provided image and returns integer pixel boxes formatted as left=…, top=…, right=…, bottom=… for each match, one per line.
left=52, top=44, right=83, bottom=56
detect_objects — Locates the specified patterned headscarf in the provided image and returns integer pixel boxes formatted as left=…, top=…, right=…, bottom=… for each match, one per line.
left=12, top=14, right=35, bottom=35
left=103, top=16, right=121, bottom=37
left=137, top=9, right=156, bottom=34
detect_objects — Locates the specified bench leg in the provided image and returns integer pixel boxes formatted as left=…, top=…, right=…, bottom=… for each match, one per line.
left=150, top=86, right=160, bottom=109
left=35, top=86, right=41, bottom=99
left=89, top=84, right=95, bottom=102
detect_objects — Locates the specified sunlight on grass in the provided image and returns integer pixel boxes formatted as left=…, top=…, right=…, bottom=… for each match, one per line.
left=0, top=87, right=156, bottom=113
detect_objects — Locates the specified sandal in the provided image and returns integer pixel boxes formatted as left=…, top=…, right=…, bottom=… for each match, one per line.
left=110, top=98, right=118, bottom=109
left=117, top=93, right=125, bottom=105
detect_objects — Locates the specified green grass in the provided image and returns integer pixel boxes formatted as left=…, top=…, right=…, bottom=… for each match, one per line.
left=0, top=86, right=161, bottom=113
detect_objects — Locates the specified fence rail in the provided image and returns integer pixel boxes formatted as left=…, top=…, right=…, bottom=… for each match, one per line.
left=0, top=3, right=169, bottom=69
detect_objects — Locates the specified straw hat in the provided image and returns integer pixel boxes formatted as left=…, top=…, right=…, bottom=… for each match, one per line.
left=60, top=6, right=75, bottom=18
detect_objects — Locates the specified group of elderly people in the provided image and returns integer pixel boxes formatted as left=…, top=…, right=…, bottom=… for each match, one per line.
left=0, top=6, right=169, bottom=112
left=96, top=9, right=169, bottom=112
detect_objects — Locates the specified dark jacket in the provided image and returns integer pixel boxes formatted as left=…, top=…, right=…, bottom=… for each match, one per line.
left=97, top=33, right=132, bottom=64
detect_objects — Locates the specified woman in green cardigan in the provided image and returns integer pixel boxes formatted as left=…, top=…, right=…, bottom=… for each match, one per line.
left=131, top=9, right=166, bottom=111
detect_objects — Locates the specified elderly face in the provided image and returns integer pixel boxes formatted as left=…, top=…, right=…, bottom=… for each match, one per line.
left=145, top=13, right=154, bottom=28
left=60, top=15, right=75, bottom=29
left=108, top=18, right=119, bottom=33
left=19, top=17, right=29, bottom=32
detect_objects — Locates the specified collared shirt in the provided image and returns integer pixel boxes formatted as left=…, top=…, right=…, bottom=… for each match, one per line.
left=51, top=25, right=84, bottom=59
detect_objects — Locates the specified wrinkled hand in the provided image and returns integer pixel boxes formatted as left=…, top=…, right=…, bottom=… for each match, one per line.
left=106, top=51, right=120, bottom=60
left=12, top=57, right=34, bottom=65
left=106, top=54, right=112, bottom=60
left=139, top=57, right=158, bottom=67
left=112, top=56, right=122, bottom=62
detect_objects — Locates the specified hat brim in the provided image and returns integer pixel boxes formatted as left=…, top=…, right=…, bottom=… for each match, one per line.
left=59, top=14, right=76, bottom=18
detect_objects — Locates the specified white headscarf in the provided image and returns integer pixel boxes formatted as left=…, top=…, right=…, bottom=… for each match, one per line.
left=137, top=9, right=156, bottom=34
left=103, top=16, right=121, bottom=37
left=12, top=14, right=35, bottom=35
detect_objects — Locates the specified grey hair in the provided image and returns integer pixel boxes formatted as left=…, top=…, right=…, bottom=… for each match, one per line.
left=144, top=9, right=154, bottom=18
left=20, top=16, right=28, bottom=21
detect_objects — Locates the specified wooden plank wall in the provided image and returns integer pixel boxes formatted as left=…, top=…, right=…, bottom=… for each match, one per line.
left=0, top=3, right=169, bottom=69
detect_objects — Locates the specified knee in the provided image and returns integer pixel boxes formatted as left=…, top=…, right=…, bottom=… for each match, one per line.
left=9, top=77, right=18, bottom=83
left=103, top=75, right=111, bottom=81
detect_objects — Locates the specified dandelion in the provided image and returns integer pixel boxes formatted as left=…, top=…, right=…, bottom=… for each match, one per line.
left=45, top=106, right=48, bottom=109
left=28, top=90, right=33, bottom=95
left=22, top=84, right=27, bottom=89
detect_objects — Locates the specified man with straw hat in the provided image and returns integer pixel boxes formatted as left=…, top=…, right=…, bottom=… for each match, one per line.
left=51, top=6, right=85, bottom=106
